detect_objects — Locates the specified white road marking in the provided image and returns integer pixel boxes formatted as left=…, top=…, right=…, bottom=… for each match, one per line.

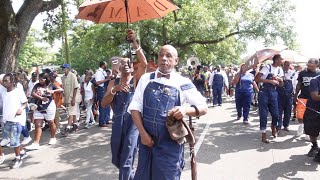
left=194, top=117, right=214, bottom=156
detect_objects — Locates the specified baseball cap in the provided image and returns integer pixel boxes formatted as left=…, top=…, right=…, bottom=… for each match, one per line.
left=31, top=72, right=37, bottom=77
left=60, top=63, right=70, bottom=69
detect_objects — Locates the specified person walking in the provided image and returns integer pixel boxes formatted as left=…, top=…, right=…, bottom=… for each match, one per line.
left=294, top=59, right=320, bottom=136
left=277, top=61, right=297, bottom=131
left=61, top=64, right=79, bottom=132
left=233, top=64, right=259, bottom=124
left=0, top=73, right=28, bottom=168
left=102, top=30, right=147, bottom=180
left=128, top=45, right=208, bottom=180
left=255, top=55, right=284, bottom=143
left=209, top=65, right=228, bottom=106
left=26, top=73, right=63, bottom=150
left=94, top=61, right=111, bottom=127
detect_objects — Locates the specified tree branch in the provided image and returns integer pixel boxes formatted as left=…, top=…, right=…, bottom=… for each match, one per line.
left=175, top=31, right=253, bottom=49
left=41, top=0, right=62, bottom=12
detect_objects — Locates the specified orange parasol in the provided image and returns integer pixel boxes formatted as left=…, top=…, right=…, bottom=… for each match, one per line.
left=76, top=0, right=179, bottom=66
left=76, top=0, right=179, bottom=24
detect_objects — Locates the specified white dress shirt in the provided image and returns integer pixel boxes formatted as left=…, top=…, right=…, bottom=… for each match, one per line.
left=94, top=68, right=107, bottom=87
left=128, top=69, right=207, bottom=114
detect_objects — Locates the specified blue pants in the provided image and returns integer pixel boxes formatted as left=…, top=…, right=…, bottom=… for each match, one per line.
left=3, top=121, right=22, bottom=148
left=212, top=85, right=223, bottom=105
left=258, top=90, right=279, bottom=130
left=278, top=92, right=292, bottom=128
left=111, top=113, right=138, bottom=180
left=96, top=86, right=110, bottom=125
left=235, top=91, right=253, bottom=121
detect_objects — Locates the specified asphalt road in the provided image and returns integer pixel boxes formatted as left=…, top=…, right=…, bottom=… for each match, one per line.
left=0, top=99, right=319, bottom=180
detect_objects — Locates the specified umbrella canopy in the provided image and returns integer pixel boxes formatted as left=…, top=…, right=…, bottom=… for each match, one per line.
left=76, top=0, right=179, bottom=24
left=243, top=46, right=287, bottom=71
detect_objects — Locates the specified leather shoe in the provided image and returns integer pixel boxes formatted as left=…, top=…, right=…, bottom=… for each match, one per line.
left=271, top=125, right=277, bottom=138
left=99, top=124, right=109, bottom=127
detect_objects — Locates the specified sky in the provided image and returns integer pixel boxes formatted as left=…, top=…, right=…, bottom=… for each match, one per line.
left=12, top=0, right=320, bottom=58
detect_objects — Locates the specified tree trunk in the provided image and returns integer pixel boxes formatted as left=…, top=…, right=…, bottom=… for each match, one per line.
left=0, top=0, right=61, bottom=74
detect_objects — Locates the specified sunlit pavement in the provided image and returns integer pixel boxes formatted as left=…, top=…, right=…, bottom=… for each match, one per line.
left=0, top=99, right=319, bottom=179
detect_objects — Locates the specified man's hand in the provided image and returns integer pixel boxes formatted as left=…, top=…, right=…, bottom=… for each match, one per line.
left=168, top=106, right=187, bottom=120
left=141, top=132, right=154, bottom=147
left=270, top=80, right=279, bottom=86
left=127, top=29, right=139, bottom=49
left=71, top=98, right=76, bottom=106
left=114, top=83, right=130, bottom=93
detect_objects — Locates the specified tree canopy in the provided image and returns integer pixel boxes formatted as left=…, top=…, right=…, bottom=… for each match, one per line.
left=16, top=0, right=297, bottom=73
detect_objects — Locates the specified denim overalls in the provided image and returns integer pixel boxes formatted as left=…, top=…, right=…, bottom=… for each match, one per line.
left=277, top=72, right=295, bottom=129
left=258, top=65, right=280, bottom=131
left=134, top=73, right=193, bottom=180
left=111, top=78, right=138, bottom=180
left=235, top=73, right=254, bottom=121
left=212, top=72, right=224, bottom=105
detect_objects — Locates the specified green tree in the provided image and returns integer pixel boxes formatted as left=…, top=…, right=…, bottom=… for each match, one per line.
left=18, top=29, right=56, bottom=70
left=60, top=0, right=298, bottom=70
left=0, top=0, right=61, bottom=73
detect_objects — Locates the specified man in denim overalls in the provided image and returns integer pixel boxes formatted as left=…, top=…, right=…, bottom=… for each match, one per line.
left=255, top=54, right=284, bottom=143
left=128, top=45, right=208, bottom=180
left=277, top=61, right=296, bottom=131
left=101, top=30, right=147, bottom=180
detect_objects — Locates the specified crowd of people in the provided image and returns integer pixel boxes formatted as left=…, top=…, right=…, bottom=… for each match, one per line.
left=0, top=30, right=207, bottom=180
left=1, top=30, right=320, bottom=179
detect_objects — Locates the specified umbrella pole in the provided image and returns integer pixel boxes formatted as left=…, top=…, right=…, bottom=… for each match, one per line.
left=189, top=115, right=197, bottom=180
left=124, top=0, right=133, bottom=67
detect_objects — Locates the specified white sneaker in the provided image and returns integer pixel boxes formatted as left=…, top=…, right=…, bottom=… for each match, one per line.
left=305, top=135, right=310, bottom=142
left=21, top=136, right=32, bottom=145
left=297, top=124, right=304, bottom=136
left=48, top=138, right=57, bottom=145
left=0, top=154, right=6, bottom=164
left=25, top=143, right=40, bottom=150
left=0, top=138, right=10, bottom=147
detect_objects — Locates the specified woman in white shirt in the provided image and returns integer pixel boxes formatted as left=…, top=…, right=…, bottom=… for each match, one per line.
left=84, top=75, right=95, bottom=128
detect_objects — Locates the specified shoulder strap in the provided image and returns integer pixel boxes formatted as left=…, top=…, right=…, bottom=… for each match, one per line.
left=150, top=72, right=156, bottom=80
left=114, top=78, right=120, bottom=86
left=268, top=64, right=271, bottom=73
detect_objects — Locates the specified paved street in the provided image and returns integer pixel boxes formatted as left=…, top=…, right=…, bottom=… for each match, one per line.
left=0, top=99, right=319, bottom=180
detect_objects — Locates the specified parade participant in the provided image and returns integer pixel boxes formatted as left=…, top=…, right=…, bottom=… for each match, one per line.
left=305, top=72, right=320, bottom=160
left=294, top=59, right=320, bottom=136
left=94, top=61, right=111, bottom=127
left=26, top=73, right=63, bottom=150
left=83, top=75, right=95, bottom=129
left=128, top=45, right=208, bottom=180
left=0, top=74, right=6, bottom=164
left=292, top=64, right=302, bottom=121
left=255, top=54, right=284, bottom=143
left=277, top=61, right=297, bottom=131
left=193, top=65, right=206, bottom=96
left=61, top=64, right=79, bottom=132
left=0, top=73, right=28, bottom=168
left=49, top=71, right=64, bottom=134
left=209, top=65, right=228, bottom=106
left=233, top=64, right=259, bottom=124
left=101, top=30, right=147, bottom=180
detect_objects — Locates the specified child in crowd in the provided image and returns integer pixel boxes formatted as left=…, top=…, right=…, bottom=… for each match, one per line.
left=0, top=73, right=28, bottom=168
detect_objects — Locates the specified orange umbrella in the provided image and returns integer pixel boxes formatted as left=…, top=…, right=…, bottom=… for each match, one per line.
left=76, top=0, right=179, bottom=24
